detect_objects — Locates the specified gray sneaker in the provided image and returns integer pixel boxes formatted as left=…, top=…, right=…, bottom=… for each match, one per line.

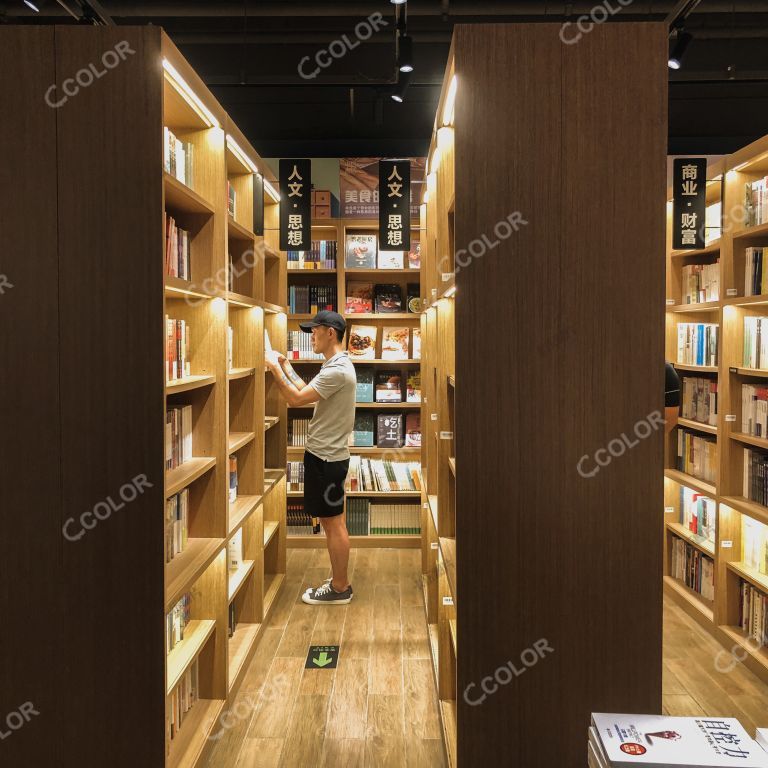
left=302, top=581, right=353, bottom=605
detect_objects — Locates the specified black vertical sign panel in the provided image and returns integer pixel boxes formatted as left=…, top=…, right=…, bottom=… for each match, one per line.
left=379, top=159, right=410, bottom=251
left=672, top=157, right=707, bottom=250
left=279, top=159, right=311, bottom=251
left=253, top=172, right=264, bottom=236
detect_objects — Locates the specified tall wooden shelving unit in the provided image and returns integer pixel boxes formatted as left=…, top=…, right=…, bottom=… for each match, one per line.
left=420, top=23, right=667, bottom=767
left=1, top=26, right=286, bottom=768
left=285, top=216, right=423, bottom=548
left=665, top=134, right=768, bottom=686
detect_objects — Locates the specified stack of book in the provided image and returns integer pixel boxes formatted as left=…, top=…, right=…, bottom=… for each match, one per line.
left=288, top=285, right=337, bottom=314
left=287, top=331, right=324, bottom=360
left=743, top=383, right=768, bottom=436
left=287, top=240, right=337, bottom=269
left=682, top=261, right=719, bottom=304
left=165, top=406, right=192, bottom=471
left=165, top=316, right=191, bottom=382
left=676, top=428, right=717, bottom=483
left=670, top=535, right=714, bottom=600
left=165, top=489, right=189, bottom=563
left=345, top=457, right=421, bottom=492
left=288, top=417, right=311, bottom=447
left=744, top=317, right=768, bottom=369
left=740, top=581, right=768, bottom=650
left=677, top=322, right=719, bottom=367
left=743, top=447, right=768, bottom=505
left=589, top=713, right=768, bottom=767
left=164, top=214, right=191, bottom=279
left=681, top=376, right=717, bottom=426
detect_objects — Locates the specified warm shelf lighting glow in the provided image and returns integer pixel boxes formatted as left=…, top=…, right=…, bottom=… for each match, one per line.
left=429, top=145, right=441, bottom=175
left=423, top=190, right=430, bottom=203
left=444, top=285, right=457, bottom=298
left=162, top=58, right=219, bottom=128
left=264, top=179, right=280, bottom=203
left=226, top=134, right=258, bottom=174
left=441, top=75, right=457, bottom=126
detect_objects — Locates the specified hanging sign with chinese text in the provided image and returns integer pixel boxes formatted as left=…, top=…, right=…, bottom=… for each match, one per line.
left=253, top=172, right=264, bottom=236
left=672, top=158, right=707, bottom=250
left=279, top=159, right=311, bottom=251
left=379, top=159, right=410, bottom=251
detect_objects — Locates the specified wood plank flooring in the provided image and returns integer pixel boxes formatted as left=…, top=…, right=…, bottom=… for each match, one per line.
left=202, top=548, right=447, bottom=768
left=203, top=553, right=768, bottom=768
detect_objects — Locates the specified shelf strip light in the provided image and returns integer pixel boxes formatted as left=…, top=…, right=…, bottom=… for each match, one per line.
left=162, top=58, right=219, bottom=129
left=264, top=179, right=280, bottom=203
left=441, top=74, right=457, bottom=126
left=226, top=134, right=258, bottom=174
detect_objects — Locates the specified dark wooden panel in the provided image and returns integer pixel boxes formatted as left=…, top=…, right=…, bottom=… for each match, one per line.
left=54, top=26, right=166, bottom=766
left=0, top=27, right=62, bottom=766
left=454, top=23, right=667, bottom=767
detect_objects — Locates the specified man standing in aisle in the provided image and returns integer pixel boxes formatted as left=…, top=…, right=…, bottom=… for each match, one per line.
left=265, top=310, right=356, bottom=604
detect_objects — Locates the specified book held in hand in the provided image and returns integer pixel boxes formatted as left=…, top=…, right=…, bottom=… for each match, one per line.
left=381, top=327, right=410, bottom=360
left=345, top=234, right=377, bottom=269
left=348, top=325, right=377, bottom=359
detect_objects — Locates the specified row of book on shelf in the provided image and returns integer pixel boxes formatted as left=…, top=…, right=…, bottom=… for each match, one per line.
left=357, top=369, right=420, bottom=403
left=744, top=316, right=768, bottom=369
left=164, top=214, right=191, bottom=280
left=166, top=660, right=199, bottom=750
left=163, top=126, right=193, bottom=187
left=288, top=285, right=337, bottom=315
left=682, top=260, right=719, bottom=304
left=676, top=427, right=717, bottom=484
left=346, top=282, right=421, bottom=314
left=677, top=322, right=719, bottom=367
left=741, top=581, right=768, bottom=651
left=747, top=177, right=768, bottom=228
left=166, top=405, right=193, bottom=470
left=681, top=375, right=718, bottom=426
left=746, top=247, right=768, bottom=297
left=287, top=325, right=421, bottom=361
left=287, top=240, right=337, bottom=269
left=743, top=447, right=768, bottom=506
left=286, top=457, right=421, bottom=493
left=166, top=593, right=191, bottom=657
left=286, top=499, right=421, bottom=536
left=678, top=486, right=716, bottom=546
left=166, top=317, right=192, bottom=382
left=289, top=412, right=421, bottom=449
left=166, top=489, right=189, bottom=563
left=345, top=235, right=420, bottom=270
left=669, top=534, right=715, bottom=601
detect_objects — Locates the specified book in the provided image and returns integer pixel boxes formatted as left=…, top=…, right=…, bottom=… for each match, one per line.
left=345, top=456, right=421, bottom=491
left=166, top=593, right=191, bottom=655
left=407, top=241, right=421, bottom=269
left=164, top=213, right=191, bottom=280
left=739, top=581, right=768, bottom=650
left=381, top=327, right=410, bottom=360
left=741, top=516, right=768, bottom=575
left=163, top=126, right=193, bottom=186
left=227, top=180, right=236, bottom=218
left=681, top=376, right=717, bottom=426
left=287, top=240, right=337, bottom=270
left=165, top=489, right=189, bottom=563
left=676, top=322, right=718, bottom=367
left=678, top=486, right=715, bottom=546
left=743, top=447, right=768, bottom=506
left=374, top=284, right=403, bottom=313
left=228, top=527, right=243, bottom=571
left=356, top=367, right=374, bottom=402
left=412, top=327, right=421, bottom=359
left=669, top=533, right=715, bottom=601
left=405, top=412, right=421, bottom=447
left=288, top=284, right=337, bottom=314
left=228, top=454, right=238, bottom=504
left=746, top=247, right=768, bottom=297
left=287, top=330, right=323, bottom=360
left=348, top=325, right=377, bottom=359
left=406, top=370, right=421, bottom=402
left=351, top=413, right=375, bottom=447
left=288, top=416, right=311, bottom=447
left=407, top=283, right=422, bottom=313
left=345, top=233, right=377, bottom=269
left=377, top=413, right=404, bottom=447
left=375, top=371, right=402, bottom=403
left=682, top=260, right=719, bottom=304
left=743, top=317, right=768, bottom=369
left=165, top=316, right=191, bottom=382
left=166, top=405, right=193, bottom=470
left=676, top=428, right=717, bottom=484
left=378, top=249, right=403, bottom=269
left=345, top=282, right=374, bottom=314
left=590, top=713, right=768, bottom=766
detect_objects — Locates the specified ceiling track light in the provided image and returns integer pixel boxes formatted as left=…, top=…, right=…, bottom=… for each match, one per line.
left=390, top=0, right=407, bottom=4
left=398, top=34, right=413, bottom=73
left=668, top=28, right=693, bottom=70
left=23, top=0, right=40, bottom=11
left=390, top=70, right=411, bottom=103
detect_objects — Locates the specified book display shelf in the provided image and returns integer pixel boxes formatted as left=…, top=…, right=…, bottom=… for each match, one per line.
left=665, top=134, right=768, bottom=686
left=1, top=26, right=287, bottom=767
left=285, top=217, right=423, bottom=548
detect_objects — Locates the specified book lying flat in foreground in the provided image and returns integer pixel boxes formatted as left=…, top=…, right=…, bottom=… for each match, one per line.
left=590, top=714, right=768, bottom=767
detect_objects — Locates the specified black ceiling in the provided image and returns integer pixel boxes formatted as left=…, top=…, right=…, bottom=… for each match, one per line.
left=4, top=0, right=768, bottom=158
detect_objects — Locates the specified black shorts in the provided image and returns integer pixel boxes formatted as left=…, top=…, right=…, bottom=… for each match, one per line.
left=303, top=450, right=350, bottom=518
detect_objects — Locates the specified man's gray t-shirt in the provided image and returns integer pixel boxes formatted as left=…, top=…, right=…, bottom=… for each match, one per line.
left=306, top=351, right=357, bottom=462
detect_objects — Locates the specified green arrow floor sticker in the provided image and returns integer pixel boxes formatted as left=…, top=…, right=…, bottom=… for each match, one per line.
left=305, top=645, right=339, bottom=669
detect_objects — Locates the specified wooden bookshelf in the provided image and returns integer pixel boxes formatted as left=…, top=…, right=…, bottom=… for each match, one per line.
left=662, top=132, right=768, bottom=686
left=284, top=216, right=423, bottom=546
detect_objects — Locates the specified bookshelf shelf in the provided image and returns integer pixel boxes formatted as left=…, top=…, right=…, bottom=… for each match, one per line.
left=166, top=457, right=217, bottom=498
left=227, top=623, right=262, bottom=692
left=673, top=363, right=719, bottom=374
left=733, top=221, right=768, bottom=240
left=228, top=431, right=255, bottom=453
left=287, top=445, right=420, bottom=455
left=730, top=431, right=768, bottom=450
left=727, top=560, right=768, bottom=594
left=228, top=494, right=262, bottom=536
left=227, top=216, right=255, bottom=242
left=440, top=700, right=458, bottom=768
left=345, top=269, right=421, bottom=276
left=428, top=494, right=439, bottom=532
left=287, top=489, right=420, bottom=498
left=670, top=239, right=721, bottom=258
left=167, top=697, right=225, bottom=768
left=440, top=537, right=456, bottom=602
left=345, top=313, right=416, bottom=320
left=164, top=172, right=215, bottom=215
left=226, top=291, right=257, bottom=309
left=720, top=496, right=768, bottom=526
left=228, top=560, right=255, bottom=602
left=448, top=457, right=456, bottom=476
left=228, top=367, right=255, bottom=380
left=165, top=375, right=216, bottom=394
left=677, top=417, right=717, bottom=435
left=663, top=468, right=717, bottom=497
left=353, top=402, right=420, bottom=409
left=663, top=575, right=715, bottom=622
left=734, top=367, right=768, bottom=378
left=264, top=416, right=279, bottom=432
left=724, top=295, right=768, bottom=308
left=165, top=538, right=224, bottom=612
left=449, top=619, right=457, bottom=654
left=263, top=520, right=279, bottom=547
left=287, top=534, right=420, bottom=548
left=166, top=619, right=216, bottom=695
left=668, top=301, right=720, bottom=314
left=288, top=358, right=420, bottom=365
left=665, top=521, right=715, bottom=557
left=720, top=625, right=768, bottom=674
left=263, top=572, right=285, bottom=616
left=287, top=268, right=337, bottom=274
left=165, top=276, right=218, bottom=301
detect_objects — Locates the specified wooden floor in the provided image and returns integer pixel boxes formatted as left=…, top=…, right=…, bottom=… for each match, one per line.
left=203, top=551, right=768, bottom=768
left=202, top=547, right=446, bottom=768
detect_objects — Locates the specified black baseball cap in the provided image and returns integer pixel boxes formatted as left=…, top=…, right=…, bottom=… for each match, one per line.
left=299, top=310, right=346, bottom=334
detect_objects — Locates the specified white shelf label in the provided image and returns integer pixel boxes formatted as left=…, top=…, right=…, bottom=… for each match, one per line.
left=441, top=272, right=453, bottom=282
left=423, top=502, right=428, bottom=509
left=431, top=542, right=438, bottom=550
left=431, top=413, right=438, bottom=421
left=666, top=299, right=675, bottom=306
left=440, top=431, right=454, bottom=440
left=664, top=506, right=674, bottom=514
left=725, top=415, right=736, bottom=422
left=722, top=540, right=733, bottom=548
left=727, top=288, right=738, bottom=296
left=431, top=288, right=437, bottom=298
left=442, top=596, right=454, bottom=606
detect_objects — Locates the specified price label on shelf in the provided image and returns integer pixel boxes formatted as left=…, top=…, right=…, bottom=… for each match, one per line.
left=666, top=299, right=675, bottom=306
left=664, top=506, right=674, bottom=514
left=722, top=540, right=733, bottom=548
left=725, top=415, right=736, bottom=422
left=440, top=431, right=454, bottom=440
left=727, top=288, right=738, bottom=296
left=423, top=502, right=428, bottom=509
left=441, top=272, right=453, bottom=282
left=442, top=596, right=454, bottom=606
left=431, top=542, right=438, bottom=550
left=431, top=413, right=438, bottom=421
